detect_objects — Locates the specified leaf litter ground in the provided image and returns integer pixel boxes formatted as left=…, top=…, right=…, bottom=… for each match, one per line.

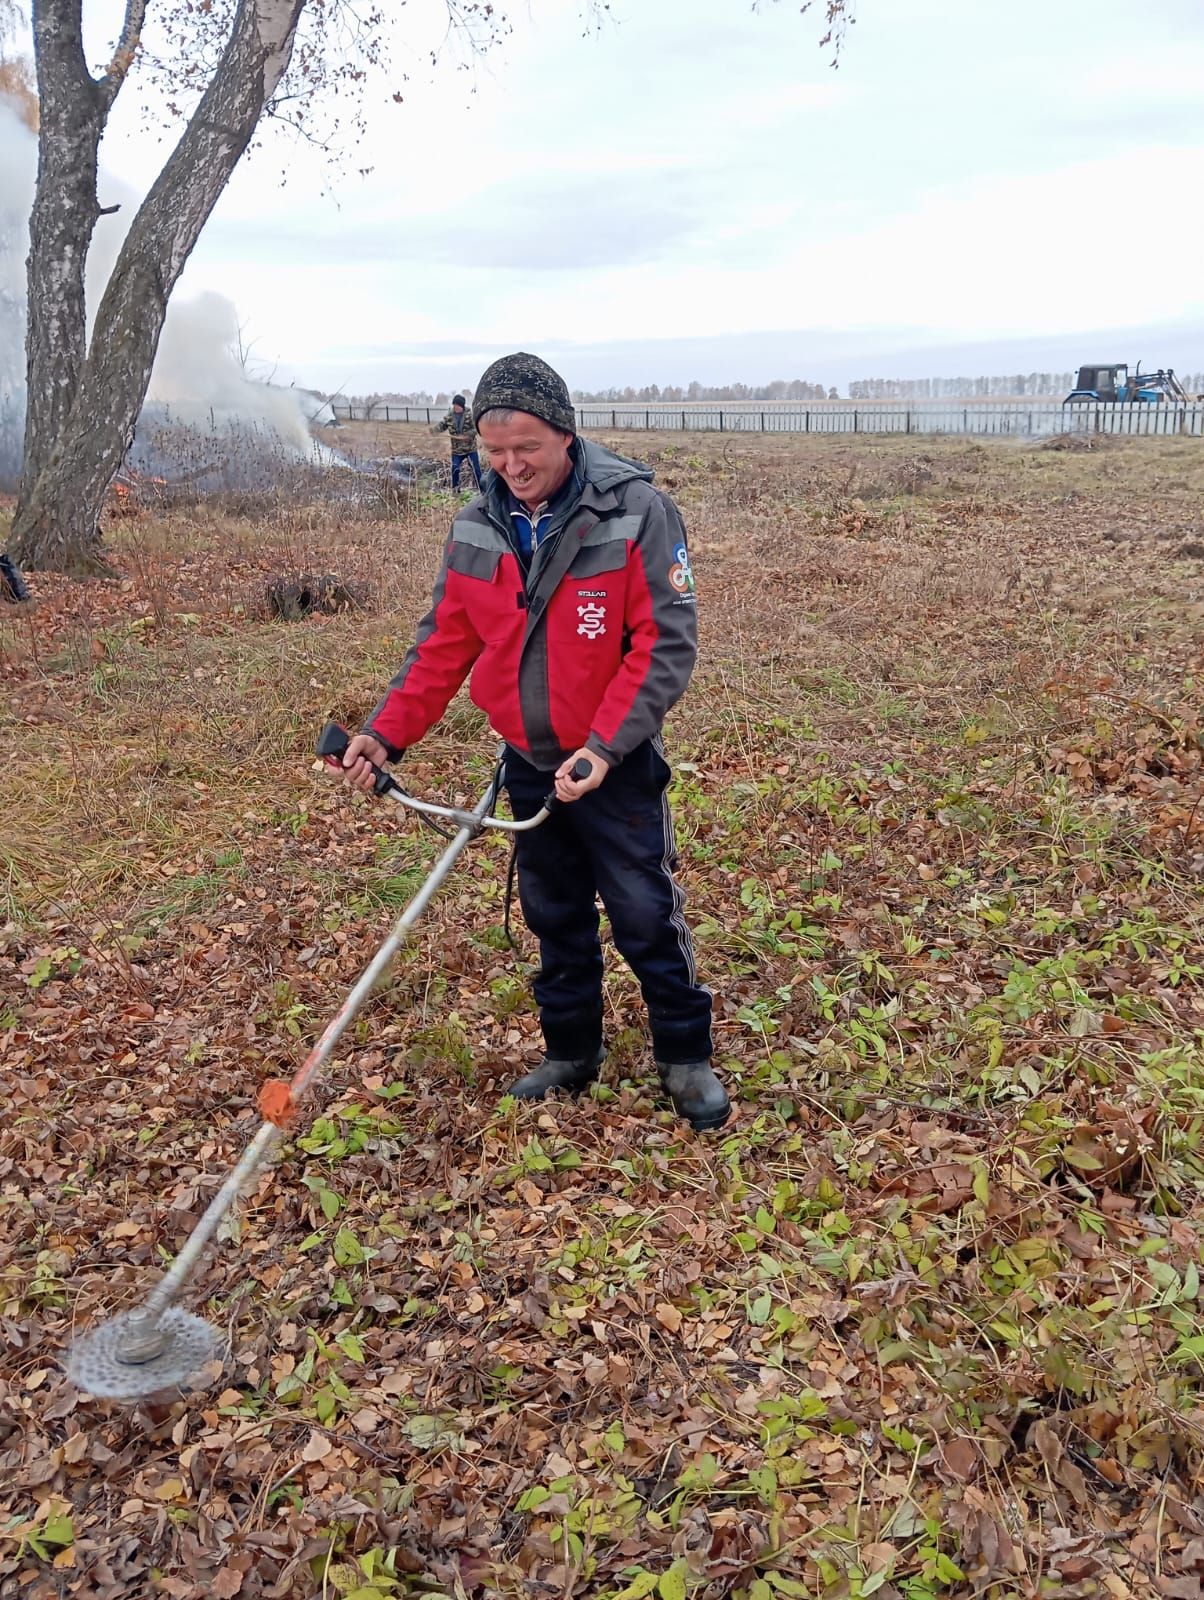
left=1, top=430, right=1203, bottom=1600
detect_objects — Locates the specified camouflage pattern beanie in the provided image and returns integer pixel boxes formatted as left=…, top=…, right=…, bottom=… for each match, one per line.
left=472, top=352, right=577, bottom=434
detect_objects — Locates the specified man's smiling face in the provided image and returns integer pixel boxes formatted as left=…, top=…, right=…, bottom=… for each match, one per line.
left=478, top=411, right=574, bottom=507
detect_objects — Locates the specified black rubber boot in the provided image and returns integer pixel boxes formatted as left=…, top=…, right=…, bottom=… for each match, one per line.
left=507, top=1046, right=605, bottom=1101
left=657, top=1060, right=731, bottom=1131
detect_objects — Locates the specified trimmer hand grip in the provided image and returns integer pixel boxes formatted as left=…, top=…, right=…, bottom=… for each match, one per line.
left=316, top=721, right=397, bottom=797
left=542, top=757, right=597, bottom=810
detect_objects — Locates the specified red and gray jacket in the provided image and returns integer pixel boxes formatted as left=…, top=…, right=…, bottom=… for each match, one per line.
left=366, top=439, right=698, bottom=770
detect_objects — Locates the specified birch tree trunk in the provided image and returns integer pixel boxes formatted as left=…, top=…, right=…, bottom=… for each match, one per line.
left=10, top=0, right=306, bottom=574
left=18, top=0, right=112, bottom=499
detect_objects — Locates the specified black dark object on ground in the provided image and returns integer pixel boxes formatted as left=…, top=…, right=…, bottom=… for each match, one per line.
left=0, top=553, right=30, bottom=603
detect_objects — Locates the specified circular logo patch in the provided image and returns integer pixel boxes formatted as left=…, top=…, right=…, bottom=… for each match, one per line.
left=669, top=542, right=695, bottom=594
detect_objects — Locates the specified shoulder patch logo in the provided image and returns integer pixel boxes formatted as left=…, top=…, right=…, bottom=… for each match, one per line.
left=669, top=541, right=695, bottom=594
left=577, top=602, right=607, bottom=639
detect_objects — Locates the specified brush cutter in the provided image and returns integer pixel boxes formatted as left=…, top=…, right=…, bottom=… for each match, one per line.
left=64, top=725, right=588, bottom=1402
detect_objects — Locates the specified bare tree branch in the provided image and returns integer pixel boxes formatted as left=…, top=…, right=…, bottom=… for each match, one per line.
left=97, top=0, right=148, bottom=111
left=756, top=0, right=855, bottom=65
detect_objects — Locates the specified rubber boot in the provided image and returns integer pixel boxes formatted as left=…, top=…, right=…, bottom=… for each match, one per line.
left=507, top=1045, right=605, bottom=1101
left=657, top=1060, right=731, bottom=1132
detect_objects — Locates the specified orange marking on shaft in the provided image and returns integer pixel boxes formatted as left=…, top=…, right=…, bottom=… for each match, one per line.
left=257, top=1079, right=301, bottom=1128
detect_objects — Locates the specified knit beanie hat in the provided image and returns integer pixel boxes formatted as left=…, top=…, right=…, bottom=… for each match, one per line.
left=452, top=394, right=466, bottom=407
left=472, top=352, right=576, bottom=434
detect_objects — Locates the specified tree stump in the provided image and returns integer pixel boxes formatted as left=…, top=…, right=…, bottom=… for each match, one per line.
left=266, top=573, right=362, bottom=621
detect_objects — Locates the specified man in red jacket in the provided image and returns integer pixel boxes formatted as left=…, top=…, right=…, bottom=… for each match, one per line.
left=341, top=353, right=729, bottom=1131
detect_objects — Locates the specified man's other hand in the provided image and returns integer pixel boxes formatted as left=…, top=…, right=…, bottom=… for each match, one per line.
left=554, top=747, right=608, bottom=803
left=342, top=733, right=391, bottom=794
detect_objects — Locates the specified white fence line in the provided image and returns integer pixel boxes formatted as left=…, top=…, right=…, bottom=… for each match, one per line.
left=329, top=401, right=1204, bottom=438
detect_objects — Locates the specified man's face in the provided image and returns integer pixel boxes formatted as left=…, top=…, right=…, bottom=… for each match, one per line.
left=478, top=412, right=573, bottom=506
left=453, top=403, right=464, bottom=414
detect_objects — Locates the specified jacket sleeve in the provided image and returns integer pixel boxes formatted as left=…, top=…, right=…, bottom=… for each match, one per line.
left=585, top=489, right=698, bottom=766
left=364, top=538, right=484, bottom=759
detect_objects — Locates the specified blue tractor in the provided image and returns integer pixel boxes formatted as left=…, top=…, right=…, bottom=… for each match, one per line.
left=1065, top=362, right=1193, bottom=404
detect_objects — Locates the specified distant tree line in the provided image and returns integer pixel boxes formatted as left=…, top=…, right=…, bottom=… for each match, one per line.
left=847, top=373, right=1204, bottom=399
left=572, top=380, right=837, bottom=403
left=339, top=371, right=1204, bottom=413
left=849, top=374, right=1073, bottom=399
left=345, top=390, right=470, bottom=409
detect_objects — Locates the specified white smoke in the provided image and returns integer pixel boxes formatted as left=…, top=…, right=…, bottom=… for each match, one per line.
left=147, top=290, right=333, bottom=448
left=0, top=91, right=329, bottom=492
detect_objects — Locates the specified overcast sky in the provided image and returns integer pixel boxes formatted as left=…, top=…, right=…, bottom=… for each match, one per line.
left=62, top=0, right=1204, bottom=392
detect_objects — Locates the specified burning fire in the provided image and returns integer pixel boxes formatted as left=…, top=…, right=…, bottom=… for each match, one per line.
left=110, top=468, right=167, bottom=514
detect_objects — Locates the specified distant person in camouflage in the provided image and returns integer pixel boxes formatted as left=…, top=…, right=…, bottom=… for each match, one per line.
left=432, top=394, right=483, bottom=491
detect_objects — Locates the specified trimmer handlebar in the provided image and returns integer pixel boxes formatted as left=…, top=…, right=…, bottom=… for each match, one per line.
left=316, top=722, right=592, bottom=830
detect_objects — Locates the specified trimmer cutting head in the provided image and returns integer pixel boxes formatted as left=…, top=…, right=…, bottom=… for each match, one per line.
left=65, top=1307, right=225, bottom=1401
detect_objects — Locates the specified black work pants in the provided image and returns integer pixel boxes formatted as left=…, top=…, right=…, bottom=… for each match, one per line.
left=503, top=740, right=713, bottom=1065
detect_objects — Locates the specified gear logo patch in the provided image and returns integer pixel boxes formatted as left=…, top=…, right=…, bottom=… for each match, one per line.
left=669, top=541, right=695, bottom=595
left=577, top=602, right=607, bottom=639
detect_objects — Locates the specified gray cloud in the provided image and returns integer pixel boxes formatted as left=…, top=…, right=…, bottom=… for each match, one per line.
left=213, top=167, right=704, bottom=271
left=1043, top=103, right=1204, bottom=144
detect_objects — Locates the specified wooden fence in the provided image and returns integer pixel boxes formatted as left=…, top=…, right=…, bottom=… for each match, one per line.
left=329, top=401, right=1204, bottom=438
